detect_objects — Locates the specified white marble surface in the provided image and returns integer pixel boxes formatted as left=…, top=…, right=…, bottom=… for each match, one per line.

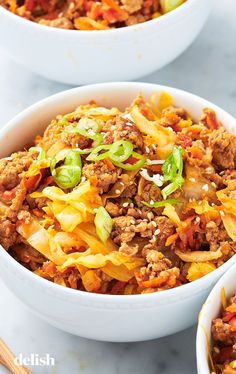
left=0, top=1, right=235, bottom=373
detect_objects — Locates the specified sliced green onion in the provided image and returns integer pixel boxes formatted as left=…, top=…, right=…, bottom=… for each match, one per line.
left=94, top=207, right=113, bottom=243
left=58, top=115, right=69, bottom=126
left=50, top=149, right=82, bottom=189
left=86, top=145, right=111, bottom=161
left=113, top=152, right=145, bottom=171
left=162, top=153, right=177, bottom=182
left=108, top=140, right=133, bottom=163
left=142, top=199, right=180, bottom=208
left=161, top=146, right=184, bottom=198
left=161, top=0, right=184, bottom=14
left=67, top=117, right=102, bottom=139
left=29, top=147, right=46, bottom=161
left=172, top=146, right=184, bottom=175
left=161, top=175, right=184, bottom=200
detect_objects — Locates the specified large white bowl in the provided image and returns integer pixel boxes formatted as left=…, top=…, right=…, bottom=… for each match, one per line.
left=0, top=82, right=235, bottom=342
left=196, top=264, right=236, bottom=374
left=0, top=0, right=213, bottom=85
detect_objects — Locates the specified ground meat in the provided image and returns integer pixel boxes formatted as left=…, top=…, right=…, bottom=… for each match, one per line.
left=61, top=131, right=91, bottom=149
left=140, top=181, right=162, bottom=203
left=120, top=182, right=137, bottom=198
left=205, top=221, right=230, bottom=246
left=105, top=201, right=123, bottom=217
left=103, top=117, right=144, bottom=151
left=155, top=216, right=176, bottom=247
left=121, top=0, right=143, bottom=13
left=39, top=17, right=74, bottom=29
left=209, top=127, right=236, bottom=170
left=112, top=215, right=156, bottom=244
left=82, top=160, right=119, bottom=193
left=119, top=242, right=139, bottom=256
left=212, top=319, right=235, bottom=345
left=0, top=218, right=18, bottom=250
left=160, top=106, right=187, bottom=128
left=0, top=152, right=34, bottom=191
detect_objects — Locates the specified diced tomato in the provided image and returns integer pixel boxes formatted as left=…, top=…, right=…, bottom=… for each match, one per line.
left=203, top=108, right=220, bottom=130
left=2, top=190, right=15, bottom=201
left=25, top=174, right=41, bottom=192
left=177, top=133, right=192, bottom=148
left=217, top=347, right=233, bottom=364
left=125, top=156, right=138, bottom=165
left=111, top=281, right=126, bottom=294
left=32, top=208, right=44, bottom=218
left=223, top=311, right=235, bottom=323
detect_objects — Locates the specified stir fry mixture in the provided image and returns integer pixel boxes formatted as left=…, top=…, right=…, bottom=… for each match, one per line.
left=212, top=292, right=236, bottom=374
left=0, top=0, right=186, bottom=30
left=0, top=93, right=235, bottom=294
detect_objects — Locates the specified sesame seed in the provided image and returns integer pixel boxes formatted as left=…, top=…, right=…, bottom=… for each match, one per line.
left=110, top=125, right=116, bottom=130
left=167, top=126, right=174, bottom=132
left=205, top=167, right=212, bottom=174
left=138, top=209, right=142, bottom=215
left=152, top=235, right=157, bottom=241
left=154, top=228, right=160, bottom=235
left=123, top=202, right=129, bottom=207
left=130, top=203, right=134, bottom=208
left=115, top=189, right=121, bottom=194
left=152, top=144, right=157, bottom=150
left=93, top=208, right=98, bottom=213
left=149, top=200, right=155, bottom=205
left=213, top=347, right=220, bottom=354
left=189, top=177, right=196, bottom=182
left=145, top=146, right=150, bottom=154
left=130, top=219, right=135, bottom=225
left=220, top=210, right=225, bottom=217
left=120, top=182, right=124, bottom=186
left=81, top=176, right=86, bottom=183
left=211, top=182, right=217, bottom=188
left=202, top=184, right=209, bottom=191
left=147, top=212, right=154, bottom=220
left=195, top=217, right=200, bottom=223
left=151, top=221, right=157, bottom=227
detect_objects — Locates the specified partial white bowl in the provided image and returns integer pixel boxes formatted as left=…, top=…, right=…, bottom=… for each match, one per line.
left=0, top=82, right=235, bottom=342
left=0, top=0, right=213, bottom=85
left=196, top=264, right=236, bottom=374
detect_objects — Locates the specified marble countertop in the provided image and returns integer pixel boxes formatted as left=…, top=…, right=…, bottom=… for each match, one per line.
left=0, top=1, right=235, bottom=373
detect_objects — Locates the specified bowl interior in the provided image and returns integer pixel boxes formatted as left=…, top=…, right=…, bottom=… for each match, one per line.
left=197, top=264, right=236, bottom=374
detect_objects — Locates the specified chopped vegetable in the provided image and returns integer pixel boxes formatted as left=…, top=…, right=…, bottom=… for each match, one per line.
left=142, top=199, right=179, bottom=208
left=50, top=149, right=82, bottom=189
left=94, top=206, right=113, bottom=243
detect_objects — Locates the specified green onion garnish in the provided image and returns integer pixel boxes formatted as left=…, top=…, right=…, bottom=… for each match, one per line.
left=29, top=147, right=46, bottom=161
left=161, top=146, right=184, bottom=199
left=108, top=140, right=133, bottom=163
left=94, top=207, right=113, bottom=243
left=50, top=149, right=82, bottom=189
left=86, top=145, right=111, bottom=161
left=161, top=0, right=184, bottom=13
left=142, top=199, right=180, bottom=208
left=113, top=152, right=146, bottom=171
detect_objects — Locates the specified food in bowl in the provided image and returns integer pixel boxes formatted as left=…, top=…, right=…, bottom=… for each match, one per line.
left=0, top=91, right=235, bottom=295
left=211, top=291, right=236, bottom=374
left=0, top=0, right=187, bottom=30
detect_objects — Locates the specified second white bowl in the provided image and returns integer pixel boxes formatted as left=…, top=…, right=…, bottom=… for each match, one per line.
left=0, top=0, right=213, bottom=84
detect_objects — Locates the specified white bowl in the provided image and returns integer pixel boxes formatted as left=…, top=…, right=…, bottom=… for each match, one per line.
left=0, top=82, right=235, bottom=342
left=0, top=0, right=213, bottom=85
left=196, top=264, right=236, bottom=374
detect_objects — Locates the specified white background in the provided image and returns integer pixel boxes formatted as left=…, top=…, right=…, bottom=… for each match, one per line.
left=0, top=0, right=235, bottom=373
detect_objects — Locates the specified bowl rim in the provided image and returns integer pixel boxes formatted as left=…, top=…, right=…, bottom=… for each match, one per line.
left=0, top=0, right=196, bottom=36
left=0, top=81, right=235, bottom=303
left=196, top=263, right=236, bottom=374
